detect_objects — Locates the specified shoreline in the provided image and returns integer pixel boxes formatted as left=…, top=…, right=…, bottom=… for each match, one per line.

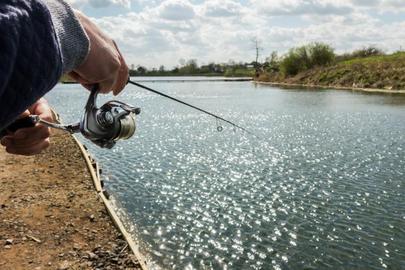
left=71, top=135, right=149, bottom=270
left=63, top=77, right=405, bottom=94
left=0, top=130, right=147, bottom=269
left=61, top=76, right=252, bottom=84
left=254, top=81, right=405, bottom=95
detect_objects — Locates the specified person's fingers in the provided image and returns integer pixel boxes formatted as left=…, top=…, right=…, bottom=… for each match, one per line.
left=34, top=104, right=53, bottom=122
left=6, top=138, right=50, bottom=156
left=0, top=110, right=31, bottom=146
left=11, top=125, right=50, bottom=147
left=68, top=72, right=94, bottom=91
left=1, top=99, right=54, bottom=156
left=111, top=66, right=125, bottom=95
left=114, top=58, right=129, bottom=95
left=98, top=75, right=117, bottom=93
left=68, top=71, right=92, bottom=85
left=82, top=83, right=93, bottom=91
left=112, top=42, right=129, bottom=95
left=72, top=12, right=125, bottom=95
left=6, top=137, right=50, bottom=153
left=0, top=136, right=12, bottom=146
left=18, top=110, right=30, bottom=119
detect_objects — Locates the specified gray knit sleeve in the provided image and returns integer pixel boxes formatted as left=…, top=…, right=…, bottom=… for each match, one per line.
left=41, top=0, right=89, bottom=73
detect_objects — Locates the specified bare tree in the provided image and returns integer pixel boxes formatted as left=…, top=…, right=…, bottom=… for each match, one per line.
left=252, top=37, right=263, bottom=77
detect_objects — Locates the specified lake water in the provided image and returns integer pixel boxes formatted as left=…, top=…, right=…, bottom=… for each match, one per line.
left=47, top=78, right=405, bottom=269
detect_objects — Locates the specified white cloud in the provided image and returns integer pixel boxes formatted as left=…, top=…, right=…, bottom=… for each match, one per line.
left=201, top=0, right=243, bottom=17
left=348, top=0, right=405, bottom=10
left=380, top=0, right=405, bottom=9
left=350, top=0, right=380, bottom=6
left=250, top=0, right=353, bottom=16
left=66, top=0, right=133, bottom=8
left=157, top=0, right=196, bottom=21
left=77, top=0, right=405, bottom=68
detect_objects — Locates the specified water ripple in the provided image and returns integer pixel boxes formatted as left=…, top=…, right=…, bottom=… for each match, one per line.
left=46, top=81, right=405, bottom=269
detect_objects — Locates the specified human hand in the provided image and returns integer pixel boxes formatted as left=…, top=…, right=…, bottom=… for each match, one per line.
left=68, top=11, right=129, bottom=95
left=0, top=99, right=52, bottom=156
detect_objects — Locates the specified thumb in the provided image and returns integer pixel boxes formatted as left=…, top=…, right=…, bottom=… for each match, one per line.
left=18, top=110, right=30, bottom=119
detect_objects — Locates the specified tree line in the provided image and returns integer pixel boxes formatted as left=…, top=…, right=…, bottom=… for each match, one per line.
left=129, top=43, right=391, bottom=78
left=263, top=43, right=386, bottom=77
left=129, top=59, right=255, bottom=77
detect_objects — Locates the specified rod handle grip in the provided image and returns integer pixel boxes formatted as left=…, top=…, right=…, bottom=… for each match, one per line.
left=0, top=116, right=37, bottom=138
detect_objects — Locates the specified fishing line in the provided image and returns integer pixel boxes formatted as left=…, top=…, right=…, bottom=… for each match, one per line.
left=127, top=80, right=257, bottom=137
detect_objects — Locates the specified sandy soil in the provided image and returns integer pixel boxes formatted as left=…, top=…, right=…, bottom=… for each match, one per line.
left=0, top=131, right=142, bottom=270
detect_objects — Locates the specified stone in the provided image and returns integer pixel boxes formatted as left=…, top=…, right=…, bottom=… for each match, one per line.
left=89, top=214, right=96, bottom=222
left=58, top=261, right=70, bottom=270
left=73, top=243, right=81, bottom=250
left=5, top=239, right=13, bottom=245
left=86, top=251, right=98, bottom=260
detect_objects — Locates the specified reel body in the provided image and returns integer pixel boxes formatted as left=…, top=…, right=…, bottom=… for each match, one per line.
left=81, top=87, right=140, bottom=148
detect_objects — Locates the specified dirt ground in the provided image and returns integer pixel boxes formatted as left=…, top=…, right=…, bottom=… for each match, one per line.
left=0, top=131, right=142, bottom=270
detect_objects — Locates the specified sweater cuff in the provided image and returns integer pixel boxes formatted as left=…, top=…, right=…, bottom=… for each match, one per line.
left=42, top=0, right=89, bottom=73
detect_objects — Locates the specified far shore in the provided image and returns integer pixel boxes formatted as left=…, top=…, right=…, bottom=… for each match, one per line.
left=61, top=77, right=252, bottom=84
left=61, top=76, right=405, bottom=95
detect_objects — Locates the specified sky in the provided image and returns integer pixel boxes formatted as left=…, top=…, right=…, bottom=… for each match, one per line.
left=66, top=0, right=405, bottom=69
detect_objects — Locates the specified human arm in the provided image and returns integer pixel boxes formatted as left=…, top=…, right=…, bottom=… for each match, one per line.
left=0, top=0, right=128, bottom=155
left=0, top=0, right=128, bottom=132
left=0, top=0, right=66, bottom=131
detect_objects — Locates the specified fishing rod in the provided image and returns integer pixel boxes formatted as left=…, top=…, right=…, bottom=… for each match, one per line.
left=127, top=79, right=255, bottom=136
left=1, top=80, right=256, bottom=149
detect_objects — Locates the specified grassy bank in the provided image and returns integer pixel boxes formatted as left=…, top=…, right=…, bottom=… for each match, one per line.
left=258, top=46, right=405, bottom=92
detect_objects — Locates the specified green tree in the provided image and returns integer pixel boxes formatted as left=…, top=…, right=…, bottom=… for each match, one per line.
left=137, top=65, right=147, bottom=75
left=265, top=51, right=280, bottom=72
left=309, top=42, right=335, bottom=67
left=280, top=46, right=310, bottom=76
left=280, top=43, right=335, bottom=76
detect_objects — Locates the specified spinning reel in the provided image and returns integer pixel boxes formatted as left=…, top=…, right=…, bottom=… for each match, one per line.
left=1, top=85, right=140, bottom=149
left=78, top=85, right=140, bottom=148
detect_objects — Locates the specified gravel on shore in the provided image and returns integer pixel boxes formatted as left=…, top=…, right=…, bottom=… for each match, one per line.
left=0, top=131, right=142, bottom=270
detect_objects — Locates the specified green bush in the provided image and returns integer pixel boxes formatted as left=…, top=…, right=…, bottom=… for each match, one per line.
left=280, top=43, right=335, bottom=76
left=310, top=42, right=335, bottom=67
left=280, top=46, right=309, bottom=76
left=352, top=47, right=384, bottom=58
left=336, top=46, right=384, bottom=62
left=265, top=51, right=280, bottom=72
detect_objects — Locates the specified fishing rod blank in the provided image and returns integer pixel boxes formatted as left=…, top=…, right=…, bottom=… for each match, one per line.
left=127, top=80, right=255, bottom=136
